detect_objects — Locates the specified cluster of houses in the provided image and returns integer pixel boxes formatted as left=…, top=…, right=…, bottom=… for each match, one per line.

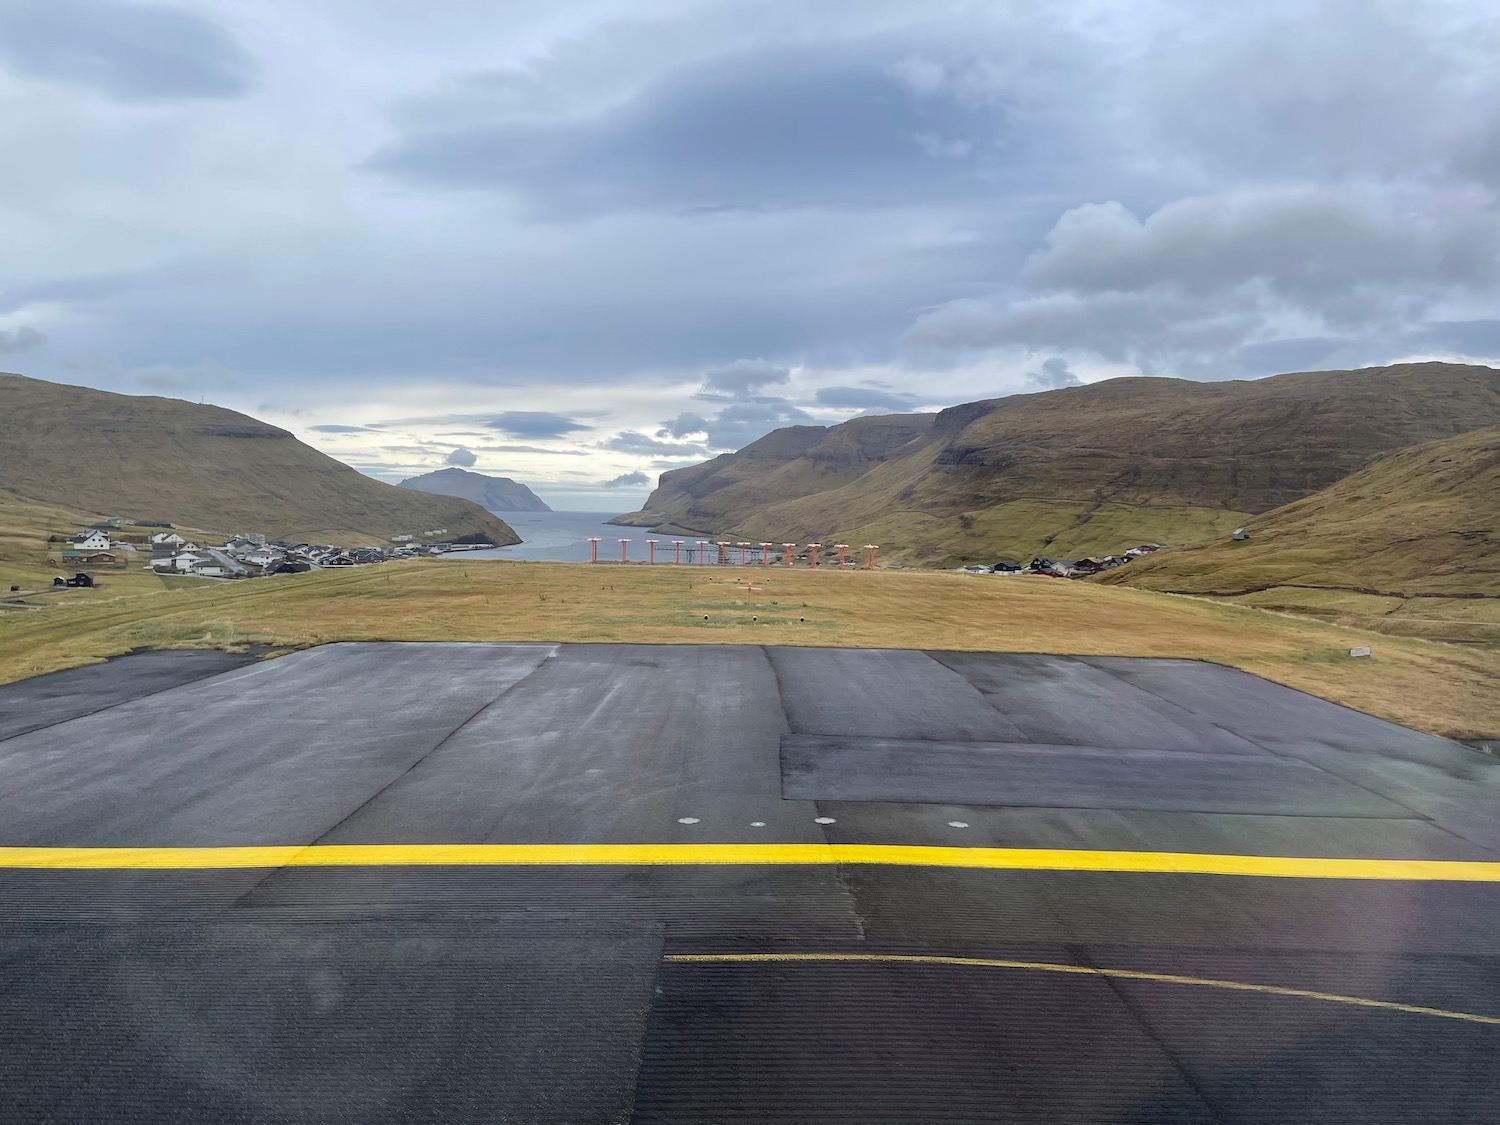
left=146, top=532, right=399, bottom=578
left=955, top=544, right=1168, bottom=578
left=55, top=524, right=446, bottom=581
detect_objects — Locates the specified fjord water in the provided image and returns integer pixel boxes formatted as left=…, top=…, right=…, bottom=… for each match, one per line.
left=443, top=511, right=666, bottom=562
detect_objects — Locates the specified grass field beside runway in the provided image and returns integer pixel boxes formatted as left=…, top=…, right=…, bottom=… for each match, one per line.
left=0, top=558, right=1495, bottom=739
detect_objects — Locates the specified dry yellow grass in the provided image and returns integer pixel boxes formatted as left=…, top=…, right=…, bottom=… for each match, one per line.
left=2, top=559, right=1496, bottom=740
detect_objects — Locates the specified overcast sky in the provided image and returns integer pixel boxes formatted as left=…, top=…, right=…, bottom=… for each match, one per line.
left=3, top=0, right=1499, bottom=508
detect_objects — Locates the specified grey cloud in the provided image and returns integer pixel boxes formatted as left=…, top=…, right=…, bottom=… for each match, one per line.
left=1235, top=337, right=1346, bottom=376
left=1023, top=357, right=1080, bottom=389
left=365, top=40, right=1021, bottom=215
left=657, top=396, right=817, bottom=450
left=702, top=358, right=790, bottom=397
left=486, top=411, right=591, bottom=438
left=0, top=261, right=232, bottom=316
left=8, top=181, right=1011, bottom=389
left=702, top=398, right=818, bottom=450
left=908, top=290, right=1265, bottom=377
left=602, top=430, right=707, bottom=457
left=10, top=2, right=1500, bottom=432
left=815, top=385, right=920, bottom=410
left=0, top=326, right=45, bottom=355
left=604, top=471, right=650, bottom=487
left=477, top=444, right=590, bottom=456
left=382, top=414, right=505, bottom=427
left=445, top=446, right=478, bottom=467
left=1138, top=3, right=1487, bottom=185
left=658, top=412, right=709, bottom=438
left=133, top=362, right=239, bottom=393
left=1415, top=319, right=1500, bottom=356
left=0, top=0, right=257, bottom=103
left=309, top=424, right=372, bottom=433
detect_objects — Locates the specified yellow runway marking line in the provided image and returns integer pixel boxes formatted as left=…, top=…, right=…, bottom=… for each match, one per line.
left=3, top=843, right=1500, bottom=880
left=665, top=952, right=1500, bottom=1027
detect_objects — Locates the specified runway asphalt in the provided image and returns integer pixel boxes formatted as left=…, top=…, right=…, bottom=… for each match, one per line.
left=2, top=641, right=1500, bottom=1123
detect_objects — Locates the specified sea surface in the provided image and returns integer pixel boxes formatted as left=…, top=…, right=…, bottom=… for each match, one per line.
left=441, top=510, right=669, bottom=563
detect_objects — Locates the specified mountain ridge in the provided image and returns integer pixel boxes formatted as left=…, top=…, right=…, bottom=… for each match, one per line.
left=613, top=362, right=1500, bottom=565
left=0, top=372, right=520, bottom=546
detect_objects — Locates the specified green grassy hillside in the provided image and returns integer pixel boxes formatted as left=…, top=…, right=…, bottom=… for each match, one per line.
left=1098, top=427, right=1500, bottom=641
left=609, top=420, right=924, bottom=534
left=0, top=373, right=519, bottom=546
left=616, top=363, right=1500, bottom=565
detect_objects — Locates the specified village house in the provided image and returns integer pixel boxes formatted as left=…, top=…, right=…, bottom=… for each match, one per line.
left=70, top=530, right=111, bottom=553
left=239, top=547, right=285, bottom=570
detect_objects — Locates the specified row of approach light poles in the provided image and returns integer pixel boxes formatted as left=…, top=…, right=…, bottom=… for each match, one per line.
left=587, top=538, right=878, bottom=569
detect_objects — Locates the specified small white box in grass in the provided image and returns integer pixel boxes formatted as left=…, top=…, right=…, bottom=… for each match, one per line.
left=1349, top=645, right=1372, bottom=658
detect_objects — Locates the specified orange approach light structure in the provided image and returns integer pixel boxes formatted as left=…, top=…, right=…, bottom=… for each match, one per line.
left=618, top=538, right=630, bottom=563
left=646, top=539, right=658, bottom=564
left=835, top=543, right=849, bottom=569
left=864, top=544, right=879, bottom=569
left=672, top=540, right=683, bottom=565
left=783, top=543, right=796, bottom=568
left=807, top=543, right=821, bottom=567
left=696, top=540, right=709, bottom=565
left=588, top=537, right=601, bottom=564
left=759, top=542, right=773, bottom=567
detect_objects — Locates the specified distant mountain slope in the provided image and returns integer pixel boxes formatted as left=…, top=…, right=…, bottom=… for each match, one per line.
left=0, top=373, right=519, bottom=546
left=611, top=414, right=936, bottom=531
left=399, top=467, right=551, bottom=512
left=1098, top=427, right=1500, bottom=598
left=614, top=363, right=1500, bottom=565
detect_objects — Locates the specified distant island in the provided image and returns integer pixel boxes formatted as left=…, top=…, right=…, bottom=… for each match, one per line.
left=399, top=467, right=552, bottom=512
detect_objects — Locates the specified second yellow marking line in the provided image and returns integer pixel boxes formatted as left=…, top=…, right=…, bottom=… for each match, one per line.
left=664, top=952, right=1500, bottom=1026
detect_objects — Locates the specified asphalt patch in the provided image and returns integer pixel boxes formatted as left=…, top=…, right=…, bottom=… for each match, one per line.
left=781, top=734, right=1410, bottom=816
left=0, top=650, right=257, bottom=743
left=631, top=956, right=1220, bottom=1124
left=0, top=920, right=662, bottom=1125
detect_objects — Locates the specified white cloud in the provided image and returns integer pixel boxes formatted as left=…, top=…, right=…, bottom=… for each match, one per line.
left=1023, top=188, right=1500, bottom=305
left=604, top=470, right=650, bottom=487
left=909, top=184, right=1500, bottom=376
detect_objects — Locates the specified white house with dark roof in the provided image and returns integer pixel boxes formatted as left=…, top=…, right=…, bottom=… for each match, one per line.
left=70, top=530, right=111, bottom=552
